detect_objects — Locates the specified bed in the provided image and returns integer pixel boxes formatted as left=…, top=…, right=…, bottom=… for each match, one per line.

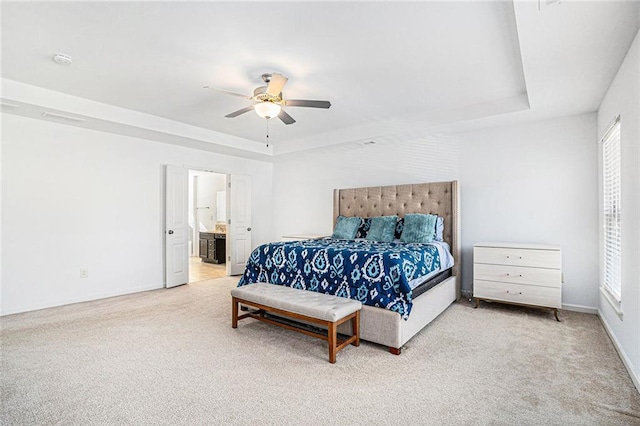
left=239, top=181, right=460, bottom=354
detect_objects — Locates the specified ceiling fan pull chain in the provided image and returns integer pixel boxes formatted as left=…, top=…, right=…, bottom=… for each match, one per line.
left=266, top=119, right=269, bottom=148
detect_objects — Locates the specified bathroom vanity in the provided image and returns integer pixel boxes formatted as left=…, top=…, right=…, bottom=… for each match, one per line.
left=199, top=232, right=226, bottom=264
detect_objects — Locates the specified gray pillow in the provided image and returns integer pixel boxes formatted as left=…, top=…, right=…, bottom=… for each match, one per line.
left=366, top=215, right=398, bottom=243
left=331, top=216, right=360, bottom=239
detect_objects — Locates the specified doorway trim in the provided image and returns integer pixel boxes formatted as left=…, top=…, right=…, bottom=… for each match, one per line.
left=164, top=164, right=232, bottom=287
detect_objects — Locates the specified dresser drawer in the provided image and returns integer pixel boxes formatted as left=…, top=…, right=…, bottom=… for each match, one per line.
left=474, top=247, right=561, bottom=269
left=474, top=280, right=561, bottom=309
left=474, top=264, right=561, bottom=288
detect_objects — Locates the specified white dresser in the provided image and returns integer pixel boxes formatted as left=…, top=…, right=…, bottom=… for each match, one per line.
left=473, top=242, right=562, bottom=321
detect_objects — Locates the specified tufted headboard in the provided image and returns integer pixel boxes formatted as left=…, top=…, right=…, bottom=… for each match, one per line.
left=333, top=181, right=461, bottom=280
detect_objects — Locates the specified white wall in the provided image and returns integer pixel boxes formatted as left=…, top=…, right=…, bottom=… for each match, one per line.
left=272, top=136, right=460, bottom=238
left=458, top=114, right=599, bottom=309
left=0, top=111, right=3, bottom=313
left=597, top=29, right=640, bottom=389
left=272, top=114, right=599, bottom=310
left=1, top=114, right=274, bottom=315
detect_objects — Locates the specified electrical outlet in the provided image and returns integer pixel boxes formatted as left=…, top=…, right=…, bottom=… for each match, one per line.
left=80, top=268, right=88, bottom=278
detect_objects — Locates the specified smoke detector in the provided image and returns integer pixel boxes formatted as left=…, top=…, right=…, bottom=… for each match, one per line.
left=52, top=53, right=72, bottom=66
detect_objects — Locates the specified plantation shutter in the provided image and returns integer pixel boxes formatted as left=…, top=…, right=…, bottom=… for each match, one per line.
left=601, top=118, right=621, bottom=303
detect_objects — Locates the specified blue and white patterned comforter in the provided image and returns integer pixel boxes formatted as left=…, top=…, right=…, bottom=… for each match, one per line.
left=238, top=238, right=447, bottom=320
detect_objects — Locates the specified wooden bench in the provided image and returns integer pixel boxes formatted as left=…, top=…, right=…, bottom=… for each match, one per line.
left=231, top=283, right=362, bottom=363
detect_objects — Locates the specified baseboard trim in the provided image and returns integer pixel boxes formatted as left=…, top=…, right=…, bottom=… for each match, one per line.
left=562, top=303, right=598, bottom=314
left=1, top=283, right=163, bottom=316
left=598, top=309, right=640, bottom=393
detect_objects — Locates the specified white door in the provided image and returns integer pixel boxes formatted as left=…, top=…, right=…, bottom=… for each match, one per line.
left=165, top=165, right=189, bottom=287
left=228, top=174, right=252, bottom=275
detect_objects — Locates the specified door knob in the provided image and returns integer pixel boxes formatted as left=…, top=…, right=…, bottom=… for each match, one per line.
left=247, top=227, right=252, bottom=231
left=168, top=230, right=174, bottom=234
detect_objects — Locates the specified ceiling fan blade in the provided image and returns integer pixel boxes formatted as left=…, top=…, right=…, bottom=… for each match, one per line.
left=225, top=105, right=254, bottom=118
left=278, top=109, right=296, bottom=125
left=204, top=86, right=251, bottom=99
left=284, top=99, right=331, bottom=109
left=266, top=73, right=288, bottom=96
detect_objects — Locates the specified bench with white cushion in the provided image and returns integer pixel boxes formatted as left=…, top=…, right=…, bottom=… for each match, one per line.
left=231, top=283, right=362, bottom=363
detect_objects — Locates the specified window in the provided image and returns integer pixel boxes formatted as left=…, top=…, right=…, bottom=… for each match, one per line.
left=601, top=117, right=621, bottom=303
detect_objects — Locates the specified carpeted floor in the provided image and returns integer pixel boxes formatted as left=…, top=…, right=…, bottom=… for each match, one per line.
left=1, top=277, right=639, bottom=425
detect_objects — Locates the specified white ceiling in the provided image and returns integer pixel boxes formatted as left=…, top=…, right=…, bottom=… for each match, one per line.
left=1, top=1, right=639, bottom=157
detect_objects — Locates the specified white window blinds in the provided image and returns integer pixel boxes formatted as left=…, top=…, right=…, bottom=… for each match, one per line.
left=602, top=118, right=622, bottom=303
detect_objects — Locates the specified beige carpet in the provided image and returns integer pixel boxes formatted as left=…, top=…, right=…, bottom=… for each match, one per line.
left=2, top=277, right=639, bottom=425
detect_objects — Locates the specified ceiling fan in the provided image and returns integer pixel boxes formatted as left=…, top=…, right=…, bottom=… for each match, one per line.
left=204, top=73, right=331, bottom=125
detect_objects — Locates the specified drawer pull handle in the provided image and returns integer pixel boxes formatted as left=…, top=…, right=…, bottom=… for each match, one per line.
left=505, top=273, right=523, bottom=277
left=506, top=290, right=522, bottom=295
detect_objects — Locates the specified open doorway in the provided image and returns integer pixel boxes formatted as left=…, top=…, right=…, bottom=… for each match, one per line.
left=165, top=166, right=252, bottom=288
left=188, top=170, right=228, bottom=282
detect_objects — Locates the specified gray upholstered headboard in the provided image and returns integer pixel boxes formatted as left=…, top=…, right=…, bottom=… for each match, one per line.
left=332, top=181, right=461, bottom=279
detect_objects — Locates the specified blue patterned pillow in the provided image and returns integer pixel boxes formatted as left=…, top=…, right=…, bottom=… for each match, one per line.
left=394, top=217, right=404, bottom=239
left=331, top=216, right=360, bottom=239
left=366, top=215, right=398, bottom=242
left=355, top=217, right=372, bottom=239
left=400, top=213, right=437, bottom=243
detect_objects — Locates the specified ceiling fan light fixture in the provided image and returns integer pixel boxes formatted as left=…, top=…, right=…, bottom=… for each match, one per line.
left=215, top=72, right=330, bottom=125
left=254, top=102, right=281, bottom=119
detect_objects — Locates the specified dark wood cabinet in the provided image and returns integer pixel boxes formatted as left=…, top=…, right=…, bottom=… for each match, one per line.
left=199, top=238, right=208, bottom=259
left=199, top=232, right=226, bottom=264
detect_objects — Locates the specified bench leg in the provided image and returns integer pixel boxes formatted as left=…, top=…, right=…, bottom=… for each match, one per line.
left=232, top=297, right=238, bottom=329
left=328, top=321, right=337, bottom=364
left=353, top=311, right=360, bottom=347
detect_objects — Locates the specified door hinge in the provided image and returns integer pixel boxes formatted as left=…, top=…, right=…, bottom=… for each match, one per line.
left=228, top=219, right=231, bottom=225
left=228, top=256, right=231, bottom=261
left=228, top=182, right=231, bottom=188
